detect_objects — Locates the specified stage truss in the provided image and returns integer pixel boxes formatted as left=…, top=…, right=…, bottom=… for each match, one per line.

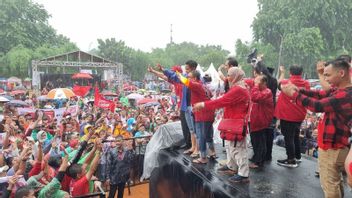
left=31, top=50, right=123, bottom=91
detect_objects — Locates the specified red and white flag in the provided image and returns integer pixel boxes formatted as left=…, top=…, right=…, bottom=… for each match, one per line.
left=94, top=87, right=115, bottom=112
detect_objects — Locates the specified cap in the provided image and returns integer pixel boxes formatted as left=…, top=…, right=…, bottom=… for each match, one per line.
left=171, top=65, right=182, bottom=73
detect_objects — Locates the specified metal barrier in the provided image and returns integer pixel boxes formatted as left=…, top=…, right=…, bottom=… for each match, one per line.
left=73, top=135, right=153, bottom=197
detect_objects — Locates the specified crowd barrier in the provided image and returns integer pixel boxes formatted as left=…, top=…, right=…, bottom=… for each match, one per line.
left=77, top=135, right=152, bottom=197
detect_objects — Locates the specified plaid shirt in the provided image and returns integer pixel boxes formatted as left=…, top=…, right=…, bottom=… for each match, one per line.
left=293, top=87, right=352, bottom=149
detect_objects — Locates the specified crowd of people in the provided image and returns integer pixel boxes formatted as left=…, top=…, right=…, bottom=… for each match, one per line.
left=149, top=55, right=352, bottom=198
left=0, top=54, right=351, bottom=198
left=0, top=89, right=179, bottom=198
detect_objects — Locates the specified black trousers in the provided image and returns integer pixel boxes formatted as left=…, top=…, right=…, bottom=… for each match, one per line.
left=280, top=119, right=302, bottom=160
left=250, top=130, right=267, bottom=165
left=109, top=182, right=126, bottom=198
left=180, top=110, right=191, bottom=148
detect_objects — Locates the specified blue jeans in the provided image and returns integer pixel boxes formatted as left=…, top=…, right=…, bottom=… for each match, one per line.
left=185, top=106, right=195, bottom=133
left=195, top=121, right=214, bottom=158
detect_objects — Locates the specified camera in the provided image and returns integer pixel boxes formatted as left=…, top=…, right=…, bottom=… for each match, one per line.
left=247, top=48, right=258, bottom=64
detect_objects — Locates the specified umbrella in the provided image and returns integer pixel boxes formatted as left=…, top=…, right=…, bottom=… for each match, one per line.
left=37, top=95, right=48, bottom=101
left=0, top=96, right=9, bottom=102
left=137, top=98, right=157, bottom=105
left=102, top=91, right=118, bottom=96
left=11, top=90, right=26, bottom=95
left=160, top=89, right=172, bottom=93
left=47, top=88, right=75, bottom=99
left=144, top=101, right=160, bottom=107
left=1, top=95, right=14, bottom=100
left=126, top=93, right=144, bottom=100
left=7, top=77, right=21, bottom=83
left=13, top=86, right=26, bottom=91
left=8, top=100, right=29, bottom=107
left=72, top=73, right=93, bottom=79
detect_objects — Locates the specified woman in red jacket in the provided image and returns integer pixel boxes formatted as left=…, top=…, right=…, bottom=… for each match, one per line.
left=177, top=70, right=215, bottom=164
left=247, top=75, right=274, bottom=168
left=193, top=67, right=250, bottom=183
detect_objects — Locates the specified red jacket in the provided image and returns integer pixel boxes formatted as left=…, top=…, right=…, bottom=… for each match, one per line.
left=205, top=85, right=250, bottom=120
left=250, top=86, right=274, bottom=132
left=188, top=80, right=214, bottom=122
left=275, top=75, right=310, bottom=122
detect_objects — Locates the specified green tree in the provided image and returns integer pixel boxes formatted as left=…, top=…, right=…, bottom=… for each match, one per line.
left=251, top=0, right=352, bottom=77
left=0, top=0, right=59, bottom=54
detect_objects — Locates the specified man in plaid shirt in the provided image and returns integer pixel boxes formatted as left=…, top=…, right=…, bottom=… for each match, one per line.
left=282, top=58, right=351, bottom=198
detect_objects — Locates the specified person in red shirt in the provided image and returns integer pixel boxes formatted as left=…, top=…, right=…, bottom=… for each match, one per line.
left=194, top=67, right=250, bottom=183
left=177, top=70, right=215, bottom=164
left=282, top=58, right=352, bottom=198
left=247, top=75, right=274, bottom=169
left=69, top=139, right=102, bottom=197
left=275, top=65, right=310, bottom=168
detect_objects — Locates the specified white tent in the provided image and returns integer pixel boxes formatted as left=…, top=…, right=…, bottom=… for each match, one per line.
left=204, top=63, right=224, bottom=97
left=205, top=63, right=220, bottom=82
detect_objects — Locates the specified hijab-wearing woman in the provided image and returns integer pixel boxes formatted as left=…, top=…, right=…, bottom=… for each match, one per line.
left=193, top=67, right=251, bottom=183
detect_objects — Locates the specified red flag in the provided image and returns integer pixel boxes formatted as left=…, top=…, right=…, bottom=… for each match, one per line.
left=73, top=85, right=91, bottom=97
left=94, top=87, right=115, bottom=112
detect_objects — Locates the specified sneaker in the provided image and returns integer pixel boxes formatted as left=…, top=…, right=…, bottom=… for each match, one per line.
left=314, top=171, right=319, bottom=178
left=295, top=158, right=302, bottom=163
left=228, top=174, right=249, bottom=183
left=277, top=159, right=298, bottom=168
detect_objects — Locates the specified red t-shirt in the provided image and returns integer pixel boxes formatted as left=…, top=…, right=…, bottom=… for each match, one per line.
left=61, top=174, right=72, bottom=192
left=188, top=80, right=215, bottom=122
left=70, top=176, right=89, bottom=196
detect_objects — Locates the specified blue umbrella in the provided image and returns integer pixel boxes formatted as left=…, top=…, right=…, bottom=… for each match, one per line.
left=8, top=100, right=30, bottom=107
left=1, top=95, right=14, bottom=100
left=144, top=101, right=160, bottom=107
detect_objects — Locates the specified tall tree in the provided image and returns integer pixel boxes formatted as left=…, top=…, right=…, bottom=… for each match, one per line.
left=251, top=0, right=352, bottom=77
left=0, top=0, right=59, bottom=54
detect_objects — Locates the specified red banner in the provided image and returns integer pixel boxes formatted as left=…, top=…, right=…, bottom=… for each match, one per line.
left=73, top=85, right=91, bottom=97
left=94, top=87, right=115, bottom=112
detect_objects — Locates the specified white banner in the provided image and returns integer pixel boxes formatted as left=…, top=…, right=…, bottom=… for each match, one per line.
left=17, top=105, right=79, bottom=124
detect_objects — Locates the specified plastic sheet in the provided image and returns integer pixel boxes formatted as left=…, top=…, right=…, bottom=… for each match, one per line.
left=140, top=121, right=184, bottom=180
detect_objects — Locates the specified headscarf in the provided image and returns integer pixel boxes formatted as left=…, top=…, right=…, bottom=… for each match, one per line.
left=227, top=67, right=246, bottom=89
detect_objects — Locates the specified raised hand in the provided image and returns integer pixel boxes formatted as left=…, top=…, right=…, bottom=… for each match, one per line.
left=316, top=61, right=325, bottom=75
left=281, top=83, right=299, bottom=97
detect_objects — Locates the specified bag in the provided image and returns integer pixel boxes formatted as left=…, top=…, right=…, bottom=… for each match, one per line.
left=218, top=119, right=247, bottom=141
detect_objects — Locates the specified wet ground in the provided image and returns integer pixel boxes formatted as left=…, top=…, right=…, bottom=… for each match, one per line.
left=150, top=145, right=352, bottom=198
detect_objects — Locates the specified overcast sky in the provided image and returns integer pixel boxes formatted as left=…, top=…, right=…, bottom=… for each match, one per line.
left=34, top=0, right=258, bottom=54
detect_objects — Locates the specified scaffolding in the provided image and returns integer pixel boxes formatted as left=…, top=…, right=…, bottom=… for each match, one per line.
left=31, top=50, right=123, bottom=91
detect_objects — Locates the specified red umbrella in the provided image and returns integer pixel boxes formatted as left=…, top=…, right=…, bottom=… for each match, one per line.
left=102, top=91, right=118, bottom=96
left=11, top=90, right=26, bottom=95
left=137, top=98, right=157, bottom=105
left=72, top=73, right=93, bottom=79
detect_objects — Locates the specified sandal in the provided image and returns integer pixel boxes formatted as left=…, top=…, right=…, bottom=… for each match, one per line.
left=190, top=152, right=199, bottom=158
left=193, top=158, right=207, bottom=164
left=183, top=149, right=193, bottom=154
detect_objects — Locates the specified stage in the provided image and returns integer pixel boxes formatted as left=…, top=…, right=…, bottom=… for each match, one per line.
left=149, top=144, right=351, bottom=198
